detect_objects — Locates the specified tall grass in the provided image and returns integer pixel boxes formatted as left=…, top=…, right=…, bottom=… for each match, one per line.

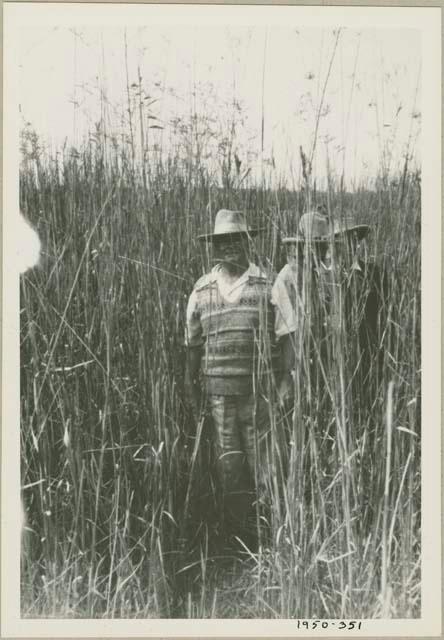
left=19, top=113, right=420, bottom=618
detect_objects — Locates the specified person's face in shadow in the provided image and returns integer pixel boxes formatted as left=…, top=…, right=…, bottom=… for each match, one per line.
left=285, top=243, right=303, bottom=270
left=286, top=241, right=329, bottom=271
left=212, top=233, right=250, bottom=272
left=340, top=232, right=364, bottom=266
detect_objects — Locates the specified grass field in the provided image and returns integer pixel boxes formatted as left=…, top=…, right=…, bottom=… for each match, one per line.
left=19, top=118, right=421, bottom=619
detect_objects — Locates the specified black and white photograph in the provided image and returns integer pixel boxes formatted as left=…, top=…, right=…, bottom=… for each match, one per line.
left=2, top=3, right=441, bottom=636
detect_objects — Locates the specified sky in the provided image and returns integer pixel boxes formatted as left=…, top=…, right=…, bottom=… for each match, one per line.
left=18, top=23, right=421, bottom=188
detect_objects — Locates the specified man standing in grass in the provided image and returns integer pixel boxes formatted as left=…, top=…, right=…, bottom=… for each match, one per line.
left=272, top=209, right=340, bottom=408
left=274, top=213, right=387, bottom=404
left=332, top=220, right=388, bottom=395
left=331, top=219, right=389, bottom=531
left=185, top=209, right=296, bottom=547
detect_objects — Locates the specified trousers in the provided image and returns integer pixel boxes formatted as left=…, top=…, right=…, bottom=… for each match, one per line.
left=207, top=393, right=272, bottom=528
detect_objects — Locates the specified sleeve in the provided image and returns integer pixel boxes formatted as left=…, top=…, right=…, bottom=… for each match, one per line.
left=185, top=288, right=204, bottom=347
left=271, top=270, right=298, bottom=338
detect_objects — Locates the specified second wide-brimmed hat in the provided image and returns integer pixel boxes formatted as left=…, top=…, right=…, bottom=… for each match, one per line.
left=282, top=211, right=340, bottom=245
left=333, top=219, right=371, bottom=240
left=197, top=209, right=264, bottom=242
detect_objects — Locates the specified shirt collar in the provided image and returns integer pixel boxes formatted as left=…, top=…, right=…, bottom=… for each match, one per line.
left=211, top=262, right=263, bottom=293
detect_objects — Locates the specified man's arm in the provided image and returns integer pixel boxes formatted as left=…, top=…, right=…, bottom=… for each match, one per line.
left=271, top=269, right=298, bottom=407
left=277, top=332, right=296, bottom=407
left=185, top=287, right=204, bottom=420
left=185, top=346, right=203, bottom=418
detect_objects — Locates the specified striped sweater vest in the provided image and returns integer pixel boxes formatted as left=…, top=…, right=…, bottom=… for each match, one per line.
left=195, top=273, right=279, bottom=395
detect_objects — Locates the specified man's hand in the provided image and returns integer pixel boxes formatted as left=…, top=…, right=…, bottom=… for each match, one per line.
left=277, top=372, right=294, bottom=409
left=189, top=380, right=203, bottom=420
left=185, top=345, right=203, bottom=421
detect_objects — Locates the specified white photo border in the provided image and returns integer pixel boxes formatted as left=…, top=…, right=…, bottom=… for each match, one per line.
left=2, top=2, right=441, bottom=637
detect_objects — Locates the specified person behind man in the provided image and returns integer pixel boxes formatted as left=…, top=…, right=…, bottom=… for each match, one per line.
left=332, top=219, right=388, bottom=403
left=185, top=209, right=296, bottom=547
left=332, top=218, right=389, bottom=531
left=271, top=209, right=344, bottom=509
left=272, top=209, right=341, bottom=407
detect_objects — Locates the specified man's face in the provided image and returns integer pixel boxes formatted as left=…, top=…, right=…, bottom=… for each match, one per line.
left=285, top=243, right=303, bottom=269
left=212, top=234, right=250, bottom=269
left=341, top=233, right=361, bottom=264
left=286, top=241, right=328, bottom=268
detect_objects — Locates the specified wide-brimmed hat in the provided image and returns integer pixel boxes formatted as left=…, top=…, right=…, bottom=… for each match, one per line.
left=333, top=219, right=371, bottom=240
left=197, top=209, right=263, bottom=242
left=282, top=211, right=340, bottom=245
